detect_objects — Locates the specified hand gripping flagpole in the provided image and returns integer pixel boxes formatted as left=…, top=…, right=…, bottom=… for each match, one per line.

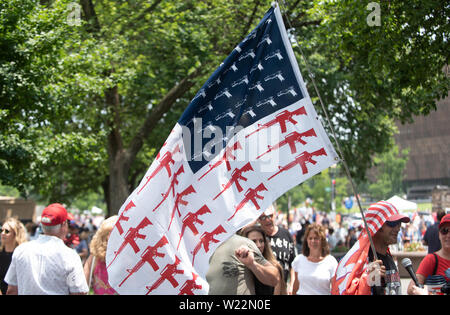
left=276, top=0, right=378, bottom=261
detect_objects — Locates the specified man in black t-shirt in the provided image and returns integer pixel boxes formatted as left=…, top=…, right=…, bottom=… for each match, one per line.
left=423, top=210, right=445, bottom=253
left=258, top=205, right=295, bottom=294
left=331, top=201, right=410, bottom=295
left=368, top=215, right=409, bottom=295
left=368, top=249, right=401, bottom=295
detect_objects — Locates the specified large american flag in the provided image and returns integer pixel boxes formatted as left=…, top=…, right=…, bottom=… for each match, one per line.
left=106, top=3, right=338, bottom=295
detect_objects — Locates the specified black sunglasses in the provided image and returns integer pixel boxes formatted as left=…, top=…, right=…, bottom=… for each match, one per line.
left=258, top=214, right=273, bottom=221
left=0, top=229, right=10, bottom=234
left=385, top=220, right=402, bottom=228
left=440, top=227, right=449, bottom=235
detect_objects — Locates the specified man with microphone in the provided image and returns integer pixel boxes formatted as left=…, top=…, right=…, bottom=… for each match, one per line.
left=331, top=201, right=410, bottom=295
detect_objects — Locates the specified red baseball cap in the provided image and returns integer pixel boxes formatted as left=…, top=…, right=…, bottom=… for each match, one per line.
left=439, top=213, right=450, bottom=229
left=41, top=203, right=74, bottom=226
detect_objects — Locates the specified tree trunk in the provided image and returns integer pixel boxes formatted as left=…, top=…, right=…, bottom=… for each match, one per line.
left=105, top=85, right=131, bottom=215
left=107, top=149, right=131, bottom=216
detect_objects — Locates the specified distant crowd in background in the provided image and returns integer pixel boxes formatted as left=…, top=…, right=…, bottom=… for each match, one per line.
left=0, top=202, right=448, bottom=295
left=14, top=203, right=444, bottom=265
left=24, top=213, right=104, bottom=265
left=271, top=205, right=443, bottom=255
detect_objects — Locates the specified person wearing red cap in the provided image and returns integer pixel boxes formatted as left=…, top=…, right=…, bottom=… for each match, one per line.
left=408, top=213, right=450, bottom=295
left=4, top=203, right=88, bottom=295
left=331, top=201, right=410, bottom=295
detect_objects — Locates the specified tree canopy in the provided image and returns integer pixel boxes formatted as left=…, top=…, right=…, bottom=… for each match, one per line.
left=1, top=0, right=448, bottom=215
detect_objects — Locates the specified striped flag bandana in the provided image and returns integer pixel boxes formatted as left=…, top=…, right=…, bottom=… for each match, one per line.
left=364, top=201, right=410, bottom=237
left=330, top=200, right=410, bottom=295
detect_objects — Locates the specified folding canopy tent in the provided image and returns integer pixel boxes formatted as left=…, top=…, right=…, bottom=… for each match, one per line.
left=386, top=195, right=418, bottom=212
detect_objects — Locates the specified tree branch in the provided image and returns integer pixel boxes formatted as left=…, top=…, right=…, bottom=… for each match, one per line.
left=79, top=0, right=101, bottom=34
left=127, top=68, right=203, bottom=164
left=240, top=0, right=262, bottom=40
left=289, top=19, right=322, bottom=28
left=117, top=0, right=163, bottom=36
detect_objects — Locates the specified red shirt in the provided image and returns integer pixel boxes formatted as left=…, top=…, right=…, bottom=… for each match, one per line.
left=416, top=253, right=450, bottom=281
left=64, top=233, right=80, bottom=248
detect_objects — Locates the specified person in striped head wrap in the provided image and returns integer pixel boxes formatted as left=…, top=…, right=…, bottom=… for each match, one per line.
left=331, top=201, right=410, bottom=295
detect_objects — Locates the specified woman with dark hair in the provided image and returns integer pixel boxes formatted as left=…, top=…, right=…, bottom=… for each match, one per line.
left=241, top=225, right=287, bottom=295
left=292, top=223, right=338, bottom=295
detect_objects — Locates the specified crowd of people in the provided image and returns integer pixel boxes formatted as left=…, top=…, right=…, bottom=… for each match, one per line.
left=0, top=204, right=118, bottom=295
left=0, top=200, right=448, bottom=295
left=205, top=202, right=449, bottom=296
left=270, top=205, right=443, bottom=255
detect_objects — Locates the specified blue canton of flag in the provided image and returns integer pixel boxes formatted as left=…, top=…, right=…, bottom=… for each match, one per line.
left=106, top=3, right=339, bottom=295
left=180, top=7, right=304, bottom=173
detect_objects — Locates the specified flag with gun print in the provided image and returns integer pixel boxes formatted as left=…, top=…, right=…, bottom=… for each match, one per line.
left=106, top=3, right=338, bottom=294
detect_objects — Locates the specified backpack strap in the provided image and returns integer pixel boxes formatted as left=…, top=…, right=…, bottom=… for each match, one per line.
left=432, top=253, right=438, bottom=276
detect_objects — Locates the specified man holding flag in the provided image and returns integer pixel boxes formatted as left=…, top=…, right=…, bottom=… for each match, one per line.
left=106, top=2, right=338, bottom=295
left=331, top=201, right=410, bottom=295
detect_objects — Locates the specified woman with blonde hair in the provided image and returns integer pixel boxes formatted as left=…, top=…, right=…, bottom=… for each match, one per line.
left=292, top=223, right=338, bottom=295
left=241, top=225, right=287, bottom=295
left=83, top=215, right=118, bottom=295
left=0, top=217, right=27, bottom=294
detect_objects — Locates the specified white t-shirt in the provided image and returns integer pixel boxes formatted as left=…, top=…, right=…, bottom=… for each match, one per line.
left=5, top=234, right=89, bottom=295
left=292, top=254, right=338, bottom=295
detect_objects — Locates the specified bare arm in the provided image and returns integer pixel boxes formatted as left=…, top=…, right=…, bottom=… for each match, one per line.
left=407, top=274, right=428, bottom=295
left=6, top=285, right=18, bottom=295
left=83, top=254, right=94, bottom=284
left=235, top=245, right=279, bottom=287
left=287, top=267, right=295, bottom=294
left=292, top=271, right=299, bottom=295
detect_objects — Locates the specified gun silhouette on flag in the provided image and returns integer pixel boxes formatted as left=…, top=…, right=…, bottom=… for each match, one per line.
left=245, top=106, right=307, bottom=138
left=168, top=185, right=196, bottom=230
left=138, top=144, right=181, bottom=194
left=119, top=236, right=168, bottom=287
left=213, top=162, right=254, bottom=200
left=191, top=225, right=226, bottom=265
left=198, top=141, right=242, bottom=181
left=256, top=128, right=317, bottom=159
left=178, top=272, right=202, bottom=295
left=145, top=256, right=184, bottom=295
left=177, top=205, right=212, bottom=250
left=153, top=165, right=185, bottom=212
left=115, top=200, right=136, bottom=235
left=227, top=183, right=268, bottom=221
left=268, top=148, right=327, bottom=180
left=107, top=217, right=152, bottom=269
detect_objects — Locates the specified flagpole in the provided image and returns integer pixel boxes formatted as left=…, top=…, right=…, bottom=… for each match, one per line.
left=276, top=0, right=378, bottom=261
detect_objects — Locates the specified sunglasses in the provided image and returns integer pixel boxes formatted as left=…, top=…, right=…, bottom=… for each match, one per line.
left=385, top=220, right=402, bottom=228
left=440, top=228, right=449, bottom=235
left=0, top=229, right=10, bottom=234
left=258, top=214, right=273, bottom=221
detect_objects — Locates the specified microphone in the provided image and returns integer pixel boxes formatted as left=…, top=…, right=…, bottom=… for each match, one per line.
left=442, top=268, right=450, bottom=295
left=401, top=258, right=423, bottom=288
